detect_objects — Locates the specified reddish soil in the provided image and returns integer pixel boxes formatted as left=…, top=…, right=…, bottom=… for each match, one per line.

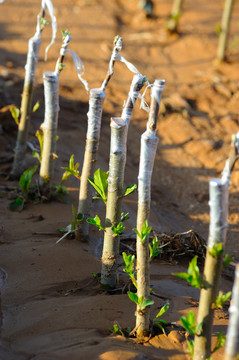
left=0, top=0, right=239, bottom=359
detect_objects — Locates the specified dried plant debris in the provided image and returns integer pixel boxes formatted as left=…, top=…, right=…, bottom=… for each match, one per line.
left=121, top=229, right=206, bottom=260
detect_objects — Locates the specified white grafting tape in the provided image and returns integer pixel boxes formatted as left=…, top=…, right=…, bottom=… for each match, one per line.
left=115, top=53, right=140, bottom=74
left=86, top=88, right=105, bottom=142
left=121, top=73, right=145, bottom=124
left=138, top=129, right=158, bottom=204
left=225, top=264, right=239, bottom=357
left=42, top=71, right=59, bottom=130
left=208, top=178, right=229, bottom=248
left=108, top=117, right=127, bottom=189
left=151, top=79, right=166, bottom=104
left=24, top=37, right=41, bottom=86
left=221, top=159, right=231, bottom=185
left=42, top=0, right=57, bottom=60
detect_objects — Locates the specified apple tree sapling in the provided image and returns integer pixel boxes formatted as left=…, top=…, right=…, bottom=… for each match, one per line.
left=135, top=79, right=165, bottom=338
left=224, top=263, right=239, bottom=360
left=193, top=178, right=229, bottom=359
left=100, top=75, right=146, bottom=288
left=76, top=36, right=123, bottom=241
left=11, top=0, right=57, bottom=178
left=166, top=0, right=184, bottom=34
left=77, top=38, right=146, bottom=241
left=193, top=132, right=239, bottom=359
left=39, top=31, right=88, bottom=197
left=217, top=0, right=235, bottom=62
left=100, top=117, right=128, bottom=288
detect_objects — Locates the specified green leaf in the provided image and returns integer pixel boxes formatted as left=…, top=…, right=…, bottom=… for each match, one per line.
left=215, top=23, right=222, bottom=36
left=61, top=155, right=80, bottom=183
left=32, top=100, right=40, bottom=113
left=94, top=168, right=108, bottom=199
left=19, top=165, right=38, bottom=197
left=86, top=215, right=105, bottom=231
left=212, top=332, right=226, bottom=353
left=109, top=323, right=123, bottom=336
left=69, top=154, right=74, bottom=170
left=120, top=212, right=129, bottom=222
left=209, top=243, right=224, bottom=258
left=186, top=340, right=194, bottom=358
left=35, top=129, right=44, bottom=161
left=59, top=63, right=66, bottom=71
left=127, top=291, right=138, bottom=305
left=9, top=197, right=24, bottom=211
left=141, top=299, right=154, bottom=310
left=88, top=169, right=108, bottom=203
left=149, top=236, right=162, bottom=261
left=214, top=291, right=231, bottom=309
left=223, top=254, right=233, bottom=268
left=9, top=106, right=20, bottom=125
left=155, top=301, right=169, bottom=318
left=32, top=151, right=41, bottom=162
left=173, top=272, right=189, bottom=281
left=61, top=29, right=71, bottom=39
left=112, top=222, right=125, bottom=237
left=123, top=184, right=137, bottom=197
left=173, top=256, right=203, bottom=289
left=180, top=311, right=197, bottom=335
left=40, top=18, right=51, bottom=27
left=133, top=220, right=152, bottom=244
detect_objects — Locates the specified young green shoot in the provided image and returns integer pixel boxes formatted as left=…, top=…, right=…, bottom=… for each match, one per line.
left=122, top=252, right=137, bottom=289
left=56, top=205, right=83, bottom=244
left=149, top=237, right=162, bottom=261
left=10, top=101, right=39, bottom=127
left=173, top=255, right=203, bottom=289
left=109, top=323, right=124, bottom=336
left=88, top=168, right=108, bottom=204
left=87, top=215, right=105, bottom=232
left=223, top=253, right=233, bottom=268
left=127, top=291, right=154, bottom=312
left=133, top=220, right=152, bottom=244
left=212, top=332, right=226, bottom=354
left=212, top=291, right=231, bottom=309
left=9, top=106, right=20, bottom=126
left=122, top=184, right=137, bottom=197
left=209, top=243, right=224, bottom=259
left=32, top=129, right=44, bottom=164
left=181, top=310, right=202, bottom=336
left=9, top=165, right=38, bottom=211
left=180, top=311, right=202, bottom=358
left=61, top=154, right=80, bottom=183
left=153, top=301, right=169, bottom=335
left=109, top=323, right=131, bottom=337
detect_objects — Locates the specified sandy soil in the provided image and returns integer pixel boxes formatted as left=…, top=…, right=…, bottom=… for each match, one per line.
left=0, top=0, right=239, bottom=359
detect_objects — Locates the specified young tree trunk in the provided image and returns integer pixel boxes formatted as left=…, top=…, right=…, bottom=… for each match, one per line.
left=224, top=264, right=239, bottom=360
left=76, top=88, right=105, bottom=241
left=217, top=0, right=234, bottom=62
left=11, top=36, right=41, bottom=178
left=101, top=117, right=127, bottom=288
left=166, top=0, right=183, bottom=33
left=100, top=75, right=147, bottom=286
left=39, top=72, right=59, bottom=198
left=136, top=79, right=165, bottom=338
left=193, top=178, right=229, bottom=360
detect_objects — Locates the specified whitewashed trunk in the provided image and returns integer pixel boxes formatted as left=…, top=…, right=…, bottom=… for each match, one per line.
left=77, top=88, right=105, bottom=240
left=12, top=36, right=41, bottom=178
left=194, top=178, right=229, bottom=360
left=39, top=72, right=59, bottom=197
